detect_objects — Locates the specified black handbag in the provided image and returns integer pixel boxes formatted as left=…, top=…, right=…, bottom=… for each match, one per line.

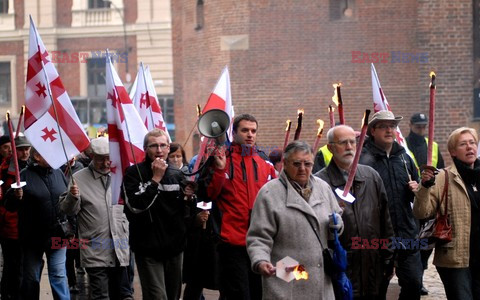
left=57, top=218, right=75, bottom=239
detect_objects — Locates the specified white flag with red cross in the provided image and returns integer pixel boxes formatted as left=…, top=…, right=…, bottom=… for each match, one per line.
left=131, top=63, right=171, bottom=140
left=371, top=63, right=410, bottom=152
left=24, top=16, right=89, bottom=169
left=106, top=52, right=148, bottom=205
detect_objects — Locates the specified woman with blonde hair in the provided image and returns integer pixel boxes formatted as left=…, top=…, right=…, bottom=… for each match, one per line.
left=414, top=127, right=480, bottom=300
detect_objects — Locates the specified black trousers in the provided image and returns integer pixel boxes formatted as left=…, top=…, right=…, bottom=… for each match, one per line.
left=0, top=238, right=22, bottom=300
left=217, top=243, right=261, bottom=300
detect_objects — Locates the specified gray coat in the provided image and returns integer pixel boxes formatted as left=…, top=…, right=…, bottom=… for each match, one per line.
left=247, top=171, right=342, bottom=300
left=60, top=166, right=130, bottom=268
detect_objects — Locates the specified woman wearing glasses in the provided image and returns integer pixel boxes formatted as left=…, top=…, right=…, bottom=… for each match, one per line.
left=247, top=140, right=343, bottom=299
left=414, top=127, right=480, bottom=300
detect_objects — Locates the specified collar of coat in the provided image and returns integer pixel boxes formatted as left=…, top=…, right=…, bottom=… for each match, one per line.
left=364, top=137, right=406, bottom=157
left=278, top=170, right=325, bottom=218
left=325, top=159, right=367, bottom=188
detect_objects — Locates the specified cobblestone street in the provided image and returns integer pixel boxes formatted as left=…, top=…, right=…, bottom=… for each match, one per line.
left=35, top=250, right=447, bottom=299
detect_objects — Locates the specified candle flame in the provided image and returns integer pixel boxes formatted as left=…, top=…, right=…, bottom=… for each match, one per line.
left=285, top=120, right=292, bottom=131
left=332, top=83, right=342, bottom=106
left=293, top=265, right=309, bottom=280
left=297, top=109, right=304, bottom=115
left=316, top=119, right=324, bottom=135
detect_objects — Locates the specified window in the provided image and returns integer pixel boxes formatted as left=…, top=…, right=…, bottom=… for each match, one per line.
left=329, top=0, right=355, bottom=20
left=195, top=0, right=204, bottom=30
left=87, top=58, right=106, bottom=98
left=89, top=0, right=110, bottom=9
left=0, top=0, right=8, bottom=14
left=0, top=62, right=11, bottom=105
left=158, top=95, right=175, bottom=140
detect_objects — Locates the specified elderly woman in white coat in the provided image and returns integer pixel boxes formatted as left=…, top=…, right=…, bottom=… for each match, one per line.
left=247, top=141, right=343, bottom=300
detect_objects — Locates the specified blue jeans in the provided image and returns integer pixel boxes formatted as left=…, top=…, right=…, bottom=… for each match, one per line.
left=22, top=246, right=70, bottom=300
left=437, top=266, right=480, bottom=300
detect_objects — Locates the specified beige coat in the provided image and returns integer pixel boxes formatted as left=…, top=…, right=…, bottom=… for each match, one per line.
left=247, top=171, right=342, bottom=300
left=60, top=166, right=130, bottom=268
left=413, top=165, right=471, bottom=268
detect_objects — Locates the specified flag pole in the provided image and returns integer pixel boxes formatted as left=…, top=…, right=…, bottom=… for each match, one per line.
left=15, top=105, right=25, bottom=138
left=140, top=62, right=155, bottom=128
left=31, top=16, right=74, bottom=183
left=106, top=50, right=141, bottom=172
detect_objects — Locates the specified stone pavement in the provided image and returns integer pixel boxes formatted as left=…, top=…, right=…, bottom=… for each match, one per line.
left=37, top=251, right=446, bottom=299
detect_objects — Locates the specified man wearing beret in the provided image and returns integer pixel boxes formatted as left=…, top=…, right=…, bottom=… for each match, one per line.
left=60, top=137, right=133, bottom=300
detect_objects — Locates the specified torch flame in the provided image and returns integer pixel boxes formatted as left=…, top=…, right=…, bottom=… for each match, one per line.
left=5, top=111, right=10, bottom=121
left=285, top=120, right=292, bottom=131
left=328, top=105, right=335, bottom=113
left=332, top=83, right=342, bottom=106
left=429, top=71, right=436, bottom=78
left=297, top=109, right=304, bottom=115
left=316, top=119, right=324, bottom=135
left=293, top=265, right=309, bottom=280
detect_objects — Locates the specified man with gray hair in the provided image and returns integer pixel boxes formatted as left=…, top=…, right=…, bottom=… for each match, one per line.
left=247, top=140, right=343, bottom=299
left=316, top=125, right=394, bottom=299
left=60, top=137, right=132, bottom=300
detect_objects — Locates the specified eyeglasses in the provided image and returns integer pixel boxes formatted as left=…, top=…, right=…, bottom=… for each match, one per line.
left=147, top=143, right=170, bottom=150
left=290, top=161, right=314, bottom=168
left=375, top=124, right=397, bottom=130
left=330, top=139, right=356, bottom=147
left=457, top=140, right=477, bottom=148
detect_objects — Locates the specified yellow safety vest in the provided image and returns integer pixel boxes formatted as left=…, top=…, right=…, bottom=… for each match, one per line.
left=319, top=145, right=333, bottom=167
left=407, top=138, right=439, bottom=175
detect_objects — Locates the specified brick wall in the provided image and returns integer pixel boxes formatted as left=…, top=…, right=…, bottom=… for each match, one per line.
left=56, top=36, right=137, bottom=95
left=14, top=0, right=24, bottom=29
left=0, top=40, right=24, bottom=112
left=172, top=0, right=474, bottom=162
left=56, top=0, right=72, bottom=27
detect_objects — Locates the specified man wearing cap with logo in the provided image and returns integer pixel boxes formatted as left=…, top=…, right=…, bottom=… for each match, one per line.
left=359, top=110, right=423, bottom=300
left=405, top=113, right=444, bottom=296
left=60, top=137, right=133, bottom=299
left=0, top=134, right=30, bottom=300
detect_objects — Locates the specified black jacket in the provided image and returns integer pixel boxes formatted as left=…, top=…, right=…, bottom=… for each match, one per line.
left=5, top=163, right=69, bottom=248
left=359, top=138, right=419, bottom=239
left=123, top=156, right=193, bottom=259
left=405, top=131, right=445, bottom=169
left=316, top=161, right=394, bottom=297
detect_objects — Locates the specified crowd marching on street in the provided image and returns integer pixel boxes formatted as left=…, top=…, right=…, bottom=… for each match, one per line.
left=0, top=16, right=478, bottom=300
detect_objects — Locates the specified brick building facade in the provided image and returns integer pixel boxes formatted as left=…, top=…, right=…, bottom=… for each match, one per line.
left=172, top=0, right=477, bottom=160
left=0, top=0, right=174, bottom=137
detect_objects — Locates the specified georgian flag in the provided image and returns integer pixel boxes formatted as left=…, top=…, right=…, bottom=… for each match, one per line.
left=24, top=16, right=89, bottom=169
left=131, top=63, right=171, bottom=140
left=371, top=63, right=410, bottom=153
left=106, top=51, right=148, bottom=205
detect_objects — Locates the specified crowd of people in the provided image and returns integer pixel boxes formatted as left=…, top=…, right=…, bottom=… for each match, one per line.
left=0, top=110, right=477, bottom=300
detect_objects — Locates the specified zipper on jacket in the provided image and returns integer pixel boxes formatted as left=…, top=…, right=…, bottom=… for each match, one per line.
left=241, top=158, right=247, bottom=182
left=252, top=159, right=258, bottom=182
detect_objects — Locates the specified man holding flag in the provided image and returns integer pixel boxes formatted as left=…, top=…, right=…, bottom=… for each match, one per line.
left=359, top=111, right=422, bottom=299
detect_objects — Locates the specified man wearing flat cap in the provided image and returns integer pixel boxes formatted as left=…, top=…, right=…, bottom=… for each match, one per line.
left=359, top=110, right=423, bottom=300
left=60, top=137, right=133, bottom=300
